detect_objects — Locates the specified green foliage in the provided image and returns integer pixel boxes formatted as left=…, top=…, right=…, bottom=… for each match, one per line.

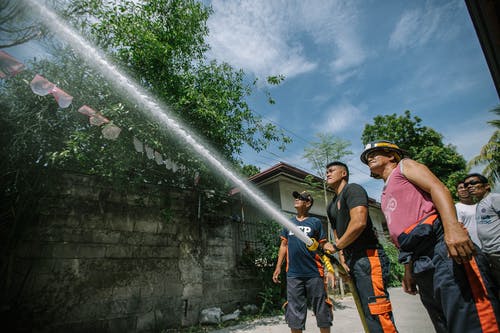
left=240, top=164, right=261, bottom=178
left=445, top=170, right=469, bottom=200
left=251, top=219, right=285, bottom=315
left=1, top=0, right=292, bottom=194
left=302, top=133, right=352, bottom=221
left=64, top=0, right=291, bottom=160
left=468, top=106, right=500, bottom=185
left=362, top=110, right=466, bottom=188
left=381, top=241, right=404, bottom=287
left=258, top=285, right=282, bottom=315
left=303, top=133, right=353, bottom=179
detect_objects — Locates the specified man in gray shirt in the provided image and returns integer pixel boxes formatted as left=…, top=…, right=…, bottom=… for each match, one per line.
left=464, top=173, right=500, bottom=293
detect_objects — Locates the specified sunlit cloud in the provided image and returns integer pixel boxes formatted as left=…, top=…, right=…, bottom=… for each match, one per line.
left=315, top=101, right=365, bottom=133
left=389, top=1, right=461, bottom=51
left=206, top=0, right=367, bottom=83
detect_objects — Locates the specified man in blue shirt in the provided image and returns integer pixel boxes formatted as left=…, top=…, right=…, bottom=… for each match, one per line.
left=272, top=191, right=333, bottom=333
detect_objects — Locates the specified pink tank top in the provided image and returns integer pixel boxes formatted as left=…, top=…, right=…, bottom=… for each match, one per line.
left=381, top=160, right=436, bottom=246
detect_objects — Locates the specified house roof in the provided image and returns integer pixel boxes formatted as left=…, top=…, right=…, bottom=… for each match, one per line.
left=242, top=161, right=379, bottom=205
left=248, top=161, right=322, bottom=184
left=466, top=0, right=500, bottom=99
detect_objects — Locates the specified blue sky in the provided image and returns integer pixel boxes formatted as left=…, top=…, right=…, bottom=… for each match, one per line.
left=6, top=0, right=498, bottom=199
left=204, top=0, right=499, bottom=198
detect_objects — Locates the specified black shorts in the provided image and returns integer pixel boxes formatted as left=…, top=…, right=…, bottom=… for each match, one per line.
left=285, top=276, right=333, bottom=330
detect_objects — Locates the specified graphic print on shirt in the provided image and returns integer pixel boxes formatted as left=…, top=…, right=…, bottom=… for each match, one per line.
left=383, top=194, right=397, bottom=226
left=288, top=226, right=312, bottom=236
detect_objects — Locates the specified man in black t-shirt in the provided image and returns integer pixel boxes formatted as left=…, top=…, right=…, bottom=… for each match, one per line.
left=323, top=161, right=398, bottom=333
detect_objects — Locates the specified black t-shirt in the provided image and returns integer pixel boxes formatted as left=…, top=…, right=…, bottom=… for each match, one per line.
left=327, top=183, right=379, bottom=254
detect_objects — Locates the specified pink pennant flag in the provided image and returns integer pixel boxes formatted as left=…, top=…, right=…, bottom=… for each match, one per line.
left=30, top=74, right=73, bottom=108
left=0, top=51, right=25, bottom=78
left=49, top=86, right=73, bottom=108
left=77, top=105, right=109, bottom=126
left=30, top=74, right=55, bottom=96
left=77, top=105, right=97, bottom=117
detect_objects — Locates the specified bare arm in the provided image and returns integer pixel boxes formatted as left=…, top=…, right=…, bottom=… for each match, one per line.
left=273, top=239, right=287, bottom=283
left=333, top=230, right=350, bottom=276
left=335, top=206, right=368, bottom=250
left=401, top=159, right=475, bottom=263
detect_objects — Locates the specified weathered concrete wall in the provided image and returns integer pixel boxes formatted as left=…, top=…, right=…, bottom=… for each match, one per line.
left=7, top=173, right=259, bottom=332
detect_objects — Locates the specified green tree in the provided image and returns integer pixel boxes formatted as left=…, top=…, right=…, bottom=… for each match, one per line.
left=64, top=0, right=291, bottom=162
left=468, top=106, right=500, bottom=185
left=1, top=0, right=292, bottom=190
left=0, top=0, right=49, bottom=48
left=361, top=110, right=466, bottom=187
left=240, top=164, right=261, bottom=178
left=302, top=133, right=352, bottom=238
left=303, top=133, right=353, bottom=180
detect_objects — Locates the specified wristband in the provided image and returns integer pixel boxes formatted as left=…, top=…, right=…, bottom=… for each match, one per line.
left=333, top=244, right=341, bottom=252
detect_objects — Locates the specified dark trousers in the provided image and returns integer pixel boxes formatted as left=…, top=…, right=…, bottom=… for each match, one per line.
left=348, top=247, right=398, bottom=333
left=400, top=216, right=500, bottom=333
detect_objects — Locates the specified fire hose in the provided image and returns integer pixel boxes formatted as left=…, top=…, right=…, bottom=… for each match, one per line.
left=308, top=239, right=370, bottom=333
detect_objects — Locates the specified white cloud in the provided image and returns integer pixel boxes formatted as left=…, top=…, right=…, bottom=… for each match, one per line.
left=297, top=1, right=366, bottom=75
left=207, top=0, right=316, bottom=79
left=389, top=1, right=461, bottom=51
left=315, top=101, right=365, bottom=133
left=206, top=0, right=367, bottom=83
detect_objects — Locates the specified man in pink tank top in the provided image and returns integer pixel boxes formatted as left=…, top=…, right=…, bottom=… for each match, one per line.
left=361, top=140, right=499, bottom=333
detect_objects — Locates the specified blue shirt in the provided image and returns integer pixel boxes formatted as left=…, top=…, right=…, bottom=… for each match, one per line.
left=280, top=216, right=326, bottom=278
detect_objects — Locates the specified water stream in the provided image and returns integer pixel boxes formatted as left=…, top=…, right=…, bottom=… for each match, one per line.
left=24, top=0, right=313, bottom=246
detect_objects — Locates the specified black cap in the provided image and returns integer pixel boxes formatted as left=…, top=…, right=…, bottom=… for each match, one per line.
left=292, top=191, right=314, bottom=205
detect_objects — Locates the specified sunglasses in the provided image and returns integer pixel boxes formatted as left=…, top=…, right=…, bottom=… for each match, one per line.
left=463, top=180, right=485, bottom=187
left=295, top=196, right=310, bottom=202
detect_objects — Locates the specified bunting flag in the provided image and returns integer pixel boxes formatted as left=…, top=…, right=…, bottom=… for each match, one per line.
left=101, top=123, right=121, bottom=140
left=50, top=86, right=73, bottom=108
left=164, top=158, right=173, bottom=169
left=154, top=151, right=163, bottom=165
left=137, top=139, right=177, bottom=169
left=0, top=50, right=25, bottom=78
left=78, top=105, right=110, bottom=126
left=26, top=67, right=175, bottom=170
left=30, top=74, right=73, bottom=108
left=133, top=137, right=144, bottom=153
left=145, top=145, right=154, bottom=160
left=30, top=74, right=55, bottom=96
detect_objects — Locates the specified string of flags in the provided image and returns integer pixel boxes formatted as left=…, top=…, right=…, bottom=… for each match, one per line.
left=1, top=49, right=200, bottom=183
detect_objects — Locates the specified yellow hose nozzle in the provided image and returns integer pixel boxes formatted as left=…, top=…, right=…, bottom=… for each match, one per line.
left=307, top=238, right=319, bottom=251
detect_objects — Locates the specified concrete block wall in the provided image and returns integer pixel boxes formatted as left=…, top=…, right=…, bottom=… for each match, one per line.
left=6, top=173, right=260, bottom=332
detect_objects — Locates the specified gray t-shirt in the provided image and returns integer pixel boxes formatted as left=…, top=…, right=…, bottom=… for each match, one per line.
left=476, top=192, right=500, bottom=253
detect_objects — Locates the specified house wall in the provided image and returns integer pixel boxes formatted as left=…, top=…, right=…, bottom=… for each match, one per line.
left=235, top=174, right=389, bottom=244
left=5, top=173, right=259, bottom=332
